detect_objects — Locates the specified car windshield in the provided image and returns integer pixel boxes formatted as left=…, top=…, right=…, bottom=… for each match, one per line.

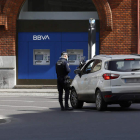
left=107, top=59, right=140, bottom=72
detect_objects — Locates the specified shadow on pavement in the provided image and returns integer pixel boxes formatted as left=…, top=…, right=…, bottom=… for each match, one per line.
left=105, top=107, right=140, bottom=112
left=49, top=105, right=140, bottom=112
left=1, top=105, right=140, bottom=140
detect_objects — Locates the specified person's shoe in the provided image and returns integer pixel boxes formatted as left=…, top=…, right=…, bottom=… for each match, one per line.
left=61, top=107, right=65, bottom=111
left=65, top=106, right=73, bottom=111
left=60, top=102, right=65, bottom=111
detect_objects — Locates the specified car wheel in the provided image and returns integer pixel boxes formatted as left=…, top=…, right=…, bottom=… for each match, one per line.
left=95, top=90, right=107, bottom=111
left=119, top=102, right=131, bottom=108
left=70, top=88, right=84, bottom=109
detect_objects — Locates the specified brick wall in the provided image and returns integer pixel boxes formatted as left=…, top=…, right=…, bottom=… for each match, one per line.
left=100, top=0, right=138, bottom=54
left=0, top=0, right=138, bottom=56
left=0, top=0, right=24, bottom=56
left=138, top=0, right=140, bottom=54
left=0, top=0, right=6, bottom=13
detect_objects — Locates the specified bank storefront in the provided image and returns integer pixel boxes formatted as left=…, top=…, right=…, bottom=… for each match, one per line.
left=17, top=0, right=100, bottom=85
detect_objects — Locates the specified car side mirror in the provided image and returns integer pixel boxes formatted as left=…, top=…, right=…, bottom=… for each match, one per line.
left=74, top=69, right=82, bottom=77
left=74, top=69, right=81, bottom=75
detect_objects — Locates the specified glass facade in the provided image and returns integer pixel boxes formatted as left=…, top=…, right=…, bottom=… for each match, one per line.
left=28, top=0, right=96, bottom=11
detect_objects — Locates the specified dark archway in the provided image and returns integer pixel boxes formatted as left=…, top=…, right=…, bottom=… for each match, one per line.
left=3, top=0, right=113, bottom=31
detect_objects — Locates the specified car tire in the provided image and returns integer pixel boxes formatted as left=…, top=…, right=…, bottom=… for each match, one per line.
left=119, top=102, right=131, bottom=108
left=95, top=90, right=107, bottom=111
left=70, top=88, right=84, bottom=109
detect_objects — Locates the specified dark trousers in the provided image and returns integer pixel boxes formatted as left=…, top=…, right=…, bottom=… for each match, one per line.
left=57, top=77, right=69, bottom=107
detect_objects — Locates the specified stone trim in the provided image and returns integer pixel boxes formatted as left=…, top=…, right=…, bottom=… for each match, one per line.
left=93, top=0, right=113, bottom=31
left=0, top=14, right=8, bottom=30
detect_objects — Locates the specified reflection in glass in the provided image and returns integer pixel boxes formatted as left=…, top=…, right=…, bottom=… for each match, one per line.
left=35, top=55, right=43, bottom=60
left=28, top=0, right=96, bottom=11
left=69, top=55, right=77, bottom=60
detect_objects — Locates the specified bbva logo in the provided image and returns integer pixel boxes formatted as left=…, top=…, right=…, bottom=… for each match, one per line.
left=33, top=35, right=50, bottom=40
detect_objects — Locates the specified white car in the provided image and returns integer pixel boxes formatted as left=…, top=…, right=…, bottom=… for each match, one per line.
left=70, top=55, right=140, bottom=111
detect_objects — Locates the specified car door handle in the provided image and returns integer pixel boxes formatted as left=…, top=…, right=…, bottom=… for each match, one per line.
left=84, top=78, right=87, bottom=81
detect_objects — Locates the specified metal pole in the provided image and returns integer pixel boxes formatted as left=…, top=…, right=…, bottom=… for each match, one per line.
left=88, top=25, right=92, bottom=59
left=89, top=18, right=96, bottom=59
left=90, top=26, right=92, bottom=58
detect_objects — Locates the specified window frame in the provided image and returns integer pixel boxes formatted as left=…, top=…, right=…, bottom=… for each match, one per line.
left=81, top=60, right=95, bottom=75
left=90, top=59, right=102, bottom=73
left=107, top=59, right=140, bottom=72
left=104, top=61, right=109, bottom=70
left=28, top=0, right=97, bottom=12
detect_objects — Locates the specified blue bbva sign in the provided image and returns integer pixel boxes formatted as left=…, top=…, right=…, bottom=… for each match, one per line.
left=18, top=32, right=61, bottom=42
left=33, top=35, right=50, bottom=40
left=18, top=32, right=91, bottom=80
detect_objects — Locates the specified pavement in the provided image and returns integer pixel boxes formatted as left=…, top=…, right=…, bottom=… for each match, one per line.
left=0, top=88, right=58, bottom=124
left=14, top=85, right=57, bottom=89
left=0, top=95, right=140, bottom=140
left=0, top=91, right=58, bottom=125
left=0, top=89, right=58, bottom=97
left=0, top=89, right=58, bottom=93
left=0, top=115, right=8, bottom=124
left=0, top=89, right=58, bottom=96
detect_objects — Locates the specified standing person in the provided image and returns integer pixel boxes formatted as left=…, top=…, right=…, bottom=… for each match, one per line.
left=56, top=52, right=73, bottom=111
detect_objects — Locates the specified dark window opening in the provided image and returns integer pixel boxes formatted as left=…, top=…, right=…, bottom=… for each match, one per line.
left=107, top=60, right=140, bottom=72
left=28, top=0, right=97, bottom=11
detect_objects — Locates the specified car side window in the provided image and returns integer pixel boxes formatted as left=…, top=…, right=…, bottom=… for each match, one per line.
left=91, top=60, right=102, bottom=73
left=82, top=60, right=94, bottom=75
left=104, top=61, right=109, bottom=70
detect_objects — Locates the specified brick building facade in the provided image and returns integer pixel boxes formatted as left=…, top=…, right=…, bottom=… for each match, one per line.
left=0, top=0, right=139, bottom=88
left=0, top=0, right=139, bottom=55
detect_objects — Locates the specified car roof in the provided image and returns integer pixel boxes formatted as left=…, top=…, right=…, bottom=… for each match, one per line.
left=92, top=55, right=140, bottom=60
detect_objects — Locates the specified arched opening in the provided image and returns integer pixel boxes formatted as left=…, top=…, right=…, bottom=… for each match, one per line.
left=2, top=0, right=113, bottom=86
left=3, top=0, right=113, bottom=31
left=16, top=0, right=100, bottom=85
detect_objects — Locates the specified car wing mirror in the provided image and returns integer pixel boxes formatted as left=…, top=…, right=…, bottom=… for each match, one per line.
left=74, top=69, right=82, bottom=77
left=74, top=69, right=81, bottom=74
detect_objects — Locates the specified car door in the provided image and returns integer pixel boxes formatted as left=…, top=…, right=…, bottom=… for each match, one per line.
left=110, top=59, right=140, bottom=93
left=87, top=59, right=102, bottom=96
left=77, top=60, right=94, bottom=94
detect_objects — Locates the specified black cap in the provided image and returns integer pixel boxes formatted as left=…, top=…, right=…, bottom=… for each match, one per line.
left=61, top=51, right=68, bottom=56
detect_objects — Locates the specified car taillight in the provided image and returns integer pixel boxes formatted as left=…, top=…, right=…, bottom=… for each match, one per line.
left=103, top=73, right=120, bottom=80
left=125, top=59, right=135, bottom=61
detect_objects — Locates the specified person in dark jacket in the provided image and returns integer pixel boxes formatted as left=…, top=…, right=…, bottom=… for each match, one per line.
left=56, top=52, right=73, bottom=111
